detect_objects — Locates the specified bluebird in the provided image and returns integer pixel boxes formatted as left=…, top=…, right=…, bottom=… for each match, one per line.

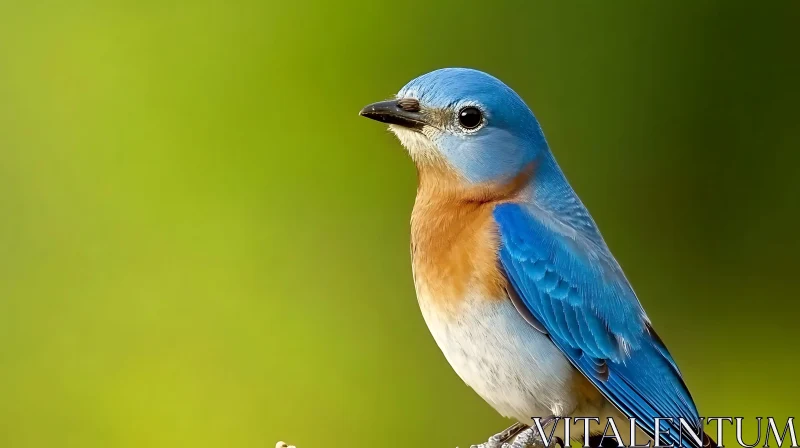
left=360, top=68, right=716, bottom=448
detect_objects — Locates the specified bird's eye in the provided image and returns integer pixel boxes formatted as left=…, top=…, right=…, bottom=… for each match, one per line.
left=458, top=107, right=483, bottom=130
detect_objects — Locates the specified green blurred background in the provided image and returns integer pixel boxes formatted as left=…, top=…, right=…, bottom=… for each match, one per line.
left=1, top=1, right=798, bottom=447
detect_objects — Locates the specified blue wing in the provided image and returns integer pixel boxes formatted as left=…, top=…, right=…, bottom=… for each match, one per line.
left=494, top=202, right=702, bottom=447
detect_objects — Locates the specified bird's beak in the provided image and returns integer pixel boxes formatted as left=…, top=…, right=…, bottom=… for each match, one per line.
left=359, top=99, right=426, bottom=130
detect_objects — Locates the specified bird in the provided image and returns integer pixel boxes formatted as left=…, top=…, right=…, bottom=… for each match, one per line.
left=359, top=68, right=715, bottom=448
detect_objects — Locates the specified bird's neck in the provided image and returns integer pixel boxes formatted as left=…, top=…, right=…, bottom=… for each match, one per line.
left=414, top=158, right=536, bottom=206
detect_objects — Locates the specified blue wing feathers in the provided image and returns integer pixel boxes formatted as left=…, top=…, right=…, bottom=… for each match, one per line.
left=493, top=203, right=701, bottom=448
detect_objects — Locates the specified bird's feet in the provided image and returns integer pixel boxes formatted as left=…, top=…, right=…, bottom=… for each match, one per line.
left=467, top=417, right=566, bottom=448
left=468, top=422, right=528, bottom=448
left=500, top=425, right=565, bottom=448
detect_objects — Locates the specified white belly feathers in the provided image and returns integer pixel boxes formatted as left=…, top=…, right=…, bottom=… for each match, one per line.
left=416, top=285, right=577, bottom=423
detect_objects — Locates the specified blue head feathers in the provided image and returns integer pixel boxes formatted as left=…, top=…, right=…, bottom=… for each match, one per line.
left=363, top=68, right=551, bottom=184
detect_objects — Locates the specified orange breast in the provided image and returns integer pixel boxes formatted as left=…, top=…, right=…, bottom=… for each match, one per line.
left=410, top=161, right=534, bottom=311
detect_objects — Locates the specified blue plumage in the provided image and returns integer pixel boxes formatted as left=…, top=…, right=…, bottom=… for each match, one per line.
left=495, top=202, right=701, bottom=446
left=361, top=67, right=711, bottom=448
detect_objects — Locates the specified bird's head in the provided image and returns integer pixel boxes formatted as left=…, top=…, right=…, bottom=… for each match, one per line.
left=360, top=68, right=550, bottom=188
